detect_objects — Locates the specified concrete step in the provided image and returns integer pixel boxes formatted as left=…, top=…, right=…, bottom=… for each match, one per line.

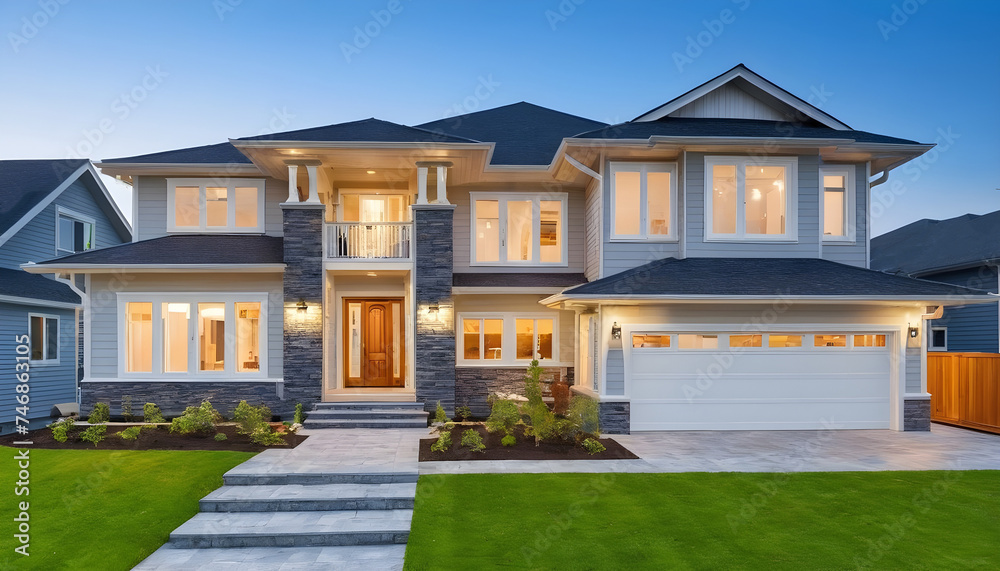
left=311, top=401, right=426, bottom=411
left=303, top=417, right=427, bottom=429
left=224, top=471, right=419, bottom=487
left=168, top=510, right=412, bottom=549
left=200, top=483, right=416, bottom=512
left=133, top=545, right=406, bottom=571
left=306, top=409, right=429, bottom=420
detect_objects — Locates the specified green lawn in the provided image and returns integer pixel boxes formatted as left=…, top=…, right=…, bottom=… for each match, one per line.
left=406, top=471, right=1000, bottom=570
left=0, top=449, right=254, bottom=570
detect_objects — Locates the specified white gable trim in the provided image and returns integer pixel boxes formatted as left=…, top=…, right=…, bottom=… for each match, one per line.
left=633, top=65, right=851, bottom=130
left=82, top=162, right=132, bottom=240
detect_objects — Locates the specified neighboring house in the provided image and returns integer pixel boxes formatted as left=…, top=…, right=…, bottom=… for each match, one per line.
left=872, top=210, right=1000, bottom=353
left=25, top=65, right=994, bottom=434
left=0, top=160, right=131, bottom=434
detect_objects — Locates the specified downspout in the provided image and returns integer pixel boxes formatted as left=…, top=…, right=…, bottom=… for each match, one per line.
left=55, top=273, right=87, bottom=406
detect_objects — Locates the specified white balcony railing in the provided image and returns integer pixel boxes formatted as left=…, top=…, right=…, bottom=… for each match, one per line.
left=326, top=222, right=412, bottom=260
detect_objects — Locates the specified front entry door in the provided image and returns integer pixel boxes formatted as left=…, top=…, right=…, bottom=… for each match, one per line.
left=344, top=298, right=404, bottom=387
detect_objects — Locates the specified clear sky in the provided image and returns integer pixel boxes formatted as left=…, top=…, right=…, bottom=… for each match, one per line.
left=1, top=0, right=997, bottom=236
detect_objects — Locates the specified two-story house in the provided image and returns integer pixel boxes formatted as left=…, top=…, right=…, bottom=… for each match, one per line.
left=26, top=65, right=994, bottom=434
left=1, top=159, right=131, bottom=434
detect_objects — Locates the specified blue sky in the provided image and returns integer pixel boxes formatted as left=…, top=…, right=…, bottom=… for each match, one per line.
left=1, top=0, right=997, bottom=235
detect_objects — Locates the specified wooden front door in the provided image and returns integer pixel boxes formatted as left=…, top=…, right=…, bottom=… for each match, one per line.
left=344, top=298, right=404, bottom=387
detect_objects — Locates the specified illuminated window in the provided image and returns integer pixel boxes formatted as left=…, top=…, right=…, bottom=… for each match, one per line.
left=820, top=167, right=854, bottom=241
left=168, top=179, right=264, bottom=232
left=633, top=334, right=670, bottom=348
left=705, top=156, right=796, bottom=240
left=678, top=334, right=719, bottom=349
left=471, top=194, right=567, bottom=265
left=814, top=334, right=847, bottom=347
left=768, top=334, right=802, bottom=348
left=162, top=303, right=189, bottom=373
left=126, top=303, right=152, bottom=372
left=459, top=315, right=557, bottom=364
left=854, top=334, right=886, bottom=348
left=729, top=334, right=762, bottom=348
left=610, top=162, right=677, bottom=240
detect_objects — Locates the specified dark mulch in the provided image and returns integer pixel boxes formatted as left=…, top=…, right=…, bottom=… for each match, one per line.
left=419, top=424, right=638, bottom=461
left=0, top=423, right=306, bottom=451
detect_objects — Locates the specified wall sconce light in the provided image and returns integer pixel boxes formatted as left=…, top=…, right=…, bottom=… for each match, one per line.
left=428, top=304, right=439, bottom=315
left=908, top=325, right=919, bottom=339
left=296, top=299, right=308, bottom=312
left=611, top=322, right=621, bottom=340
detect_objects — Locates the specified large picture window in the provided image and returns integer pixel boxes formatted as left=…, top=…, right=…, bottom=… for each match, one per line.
left=471, top=193, right=567, bottom=266
left=167, top=178, right=265, bottom=233
left=28, top=313, right=59, bottom=364
left=609, top=162, right=677, bottom=240
left=458, top=314, right=558, bottom=365
left=704, top=156, right=797, bottom=241
left=120, top=294, right=266, bottom=377
left=819, top=166, right=855, bottom=241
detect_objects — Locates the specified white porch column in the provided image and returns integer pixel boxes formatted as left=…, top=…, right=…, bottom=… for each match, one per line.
left=286, top=164, right=300, bottom=203
left=416, top=166, right=429, bottom=205
left=305, top=164, right=320, bottom=204
left=436, top=165, right=449, bottom=205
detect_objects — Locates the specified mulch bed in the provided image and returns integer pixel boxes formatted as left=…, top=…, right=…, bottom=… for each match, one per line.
left=0, top=423, right=306, bottom=452
left=419, top=424, right=638, bottom=462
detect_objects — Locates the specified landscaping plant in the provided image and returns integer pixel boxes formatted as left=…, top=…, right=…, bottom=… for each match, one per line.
left=433, top=401, right=449, bottom=424
left=87, top=402, right=111, bottom=424
left=581, top=437, right=606, bottom=455
left=294, top=402, right=306, bottom=424
left=169, top=400, right=220, bottom=435
left=49, top=418, right=75, bottom=442
left=213, top=432, right=228, bottom=442
left=118, top=426, right=144, bottom=441
left=143, top=402, right=165, bottom=423
left=431, top=430, right=452, bottom=452
left=120, top=395, right=135, bottom=422
left=461, top=428, right=486, bottom=453
left=568, top=396, right=601, bottom=437
left=79, top=424, right=107, bottom=447
left=485, top=399, right=519, bottom=436
left=523, top=359, right=557, bottom=445
left=501, top=434, right=517, bottom=447
left=455, top=405, right=472, bottom=421
left=233, top=400, right=271, bottom=435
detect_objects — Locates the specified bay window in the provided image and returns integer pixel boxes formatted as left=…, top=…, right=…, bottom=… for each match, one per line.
left=610, top=162, right=677, bottom=240
left=471, top=193, right=567, bottom=266
left=168, top=178, right=265, bottom=233
left=705, top=156, right=797, bottom=241
left=459, top=314, right=558, bottom=364
left=819, top=166, right=855, bottom=241
left=120, top=294, right=266, bottom=377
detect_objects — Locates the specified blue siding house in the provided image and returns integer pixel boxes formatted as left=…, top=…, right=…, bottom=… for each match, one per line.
left=871, top=210, right=1000, bottom=353
left=0, top=160, right=131, bottom=434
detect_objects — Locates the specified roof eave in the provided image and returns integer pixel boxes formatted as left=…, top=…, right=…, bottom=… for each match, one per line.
left=540, top=293, right=998, bottom=307
left=21, top=262, right=285, bottom=274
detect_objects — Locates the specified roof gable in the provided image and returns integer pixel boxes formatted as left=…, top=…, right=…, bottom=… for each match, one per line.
left=633, top=64, right=850, bottom=130
left=101, top=141, right=252, bottom=165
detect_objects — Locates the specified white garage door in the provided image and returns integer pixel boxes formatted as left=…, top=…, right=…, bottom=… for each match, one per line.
left=628, top=332, right=892, bottom=431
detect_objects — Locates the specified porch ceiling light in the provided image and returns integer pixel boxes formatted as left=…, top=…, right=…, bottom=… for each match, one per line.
left=611, top=321, right=622, bottom=340
left=367, top=272, right=377, bottom=277
left=296, top=299, right=308, bottom=312
left=367, top=170, right=376, bottom=174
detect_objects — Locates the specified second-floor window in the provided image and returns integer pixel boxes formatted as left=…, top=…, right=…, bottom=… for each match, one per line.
left=167, top=178, right=265, bottom=233
left=57, top=208, right=95, bottom=254
left=470, top=193, right=567, bottom=266
left=704, top=156, right=797, bottom=241
left=820, top=166, right=855, bottom=241
left=610, top=162, right=677, bottom=240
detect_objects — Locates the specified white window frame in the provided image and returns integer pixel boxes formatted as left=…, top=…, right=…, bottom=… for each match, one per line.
left=469, top=192, right=569, bottom=267
left=167, top=178, right=266, bottom=233
left=928, top=327, right=948, bottom=352
left=337, top=189, right=412, bottom=222
left=704, top=156, right=798, bottom=242
left=117, top=293, right=269, bottom=379
left=457, top=312, right=560, bottom=366
left=609, top=162, right=679, bottom=241
left=819, top=165, right=856, bottom=242
left=55, top=206, right=97, bottom=255
left=28, top=312, right=60, bottom=365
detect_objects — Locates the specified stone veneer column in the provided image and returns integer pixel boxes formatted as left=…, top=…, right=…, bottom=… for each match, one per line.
left=281, top=202, right=325, bottom=414
left=412, top=204, right=457, bottom=415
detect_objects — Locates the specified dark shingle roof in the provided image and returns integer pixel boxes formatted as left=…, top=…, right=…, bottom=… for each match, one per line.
left=0, top=159, right=89, bottom=236
left=571, top=117, right=922, bottom=145
left=561, top=257, right=991, bottom=299
left=0, top=267, right=79, bottom=304
left=453, top=273, right=587, bottom=288
left=101, top=142, right=252, bottom=164
left=31, top=235, right=283, bottom=266
left=416, top=102, right=607, bottom=166
left=236, top=118, right=478, bottom=144
left=871, top=210, right=1000, bottom=276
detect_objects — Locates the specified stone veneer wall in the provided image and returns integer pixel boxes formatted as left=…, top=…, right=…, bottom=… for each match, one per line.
left=81, top=382, right=283, bottom=419
left=281, top=204, right=325, bottom=414
left=597, top=402, right=630, bottom=435
left=413, top=205, right=457, bottom=415
left=455, top=366, right=574, bottom=417
left=903, top=398, right=931, bottom=431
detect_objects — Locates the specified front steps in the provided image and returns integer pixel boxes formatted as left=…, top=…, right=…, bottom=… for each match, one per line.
left=303, top=401, right=429, bottom=429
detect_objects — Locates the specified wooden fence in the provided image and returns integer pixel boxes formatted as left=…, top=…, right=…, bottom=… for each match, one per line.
left=927, top=352, right=1000, bottom=434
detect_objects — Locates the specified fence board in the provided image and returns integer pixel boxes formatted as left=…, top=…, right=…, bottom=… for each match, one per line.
left=928, top=352, right=1000, bottom=434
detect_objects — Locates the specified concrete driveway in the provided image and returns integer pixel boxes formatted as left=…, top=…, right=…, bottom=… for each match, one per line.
left=419, top=424, right=999, bottom=474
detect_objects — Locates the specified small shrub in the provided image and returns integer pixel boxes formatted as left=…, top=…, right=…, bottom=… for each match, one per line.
left=433, top=401, right=449, bottom=424
left=582, top=437, right=606, bottom=455
left=501, top=434, right=517, bottom=447
left=50, top=418, right=75, bottom=442
left=294, top=403, right=306, bottom=424
left=118, top=425, right=144, bottom=441
left=233, top=401, right=271, bottom=436
left=485, top=400, right=520, bottom=436
left=430, top=431, right=452, bottom=452
left=250, top=425, right=286, bottom=446
left=455, top=405, right=472, bottom=421
left=120, top=395, right=134, bottom=423
left=143, top=403, right=165, bottom=423
left=87, top=402, right=111, bottom=424
left=80, top=424, right=107, bottom=447
left=522, top=359, right=557, bottom=445
left=461, top=429, right=486, bottom=453
left=169, top=400, right=220, bottom=435
left=568, top=396, right=601, bottom=437
left=214, top=432, right=228, bottom=442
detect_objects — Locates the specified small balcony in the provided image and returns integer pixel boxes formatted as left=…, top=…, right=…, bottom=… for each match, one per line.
left=325, top=222, right=412, bottom=261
